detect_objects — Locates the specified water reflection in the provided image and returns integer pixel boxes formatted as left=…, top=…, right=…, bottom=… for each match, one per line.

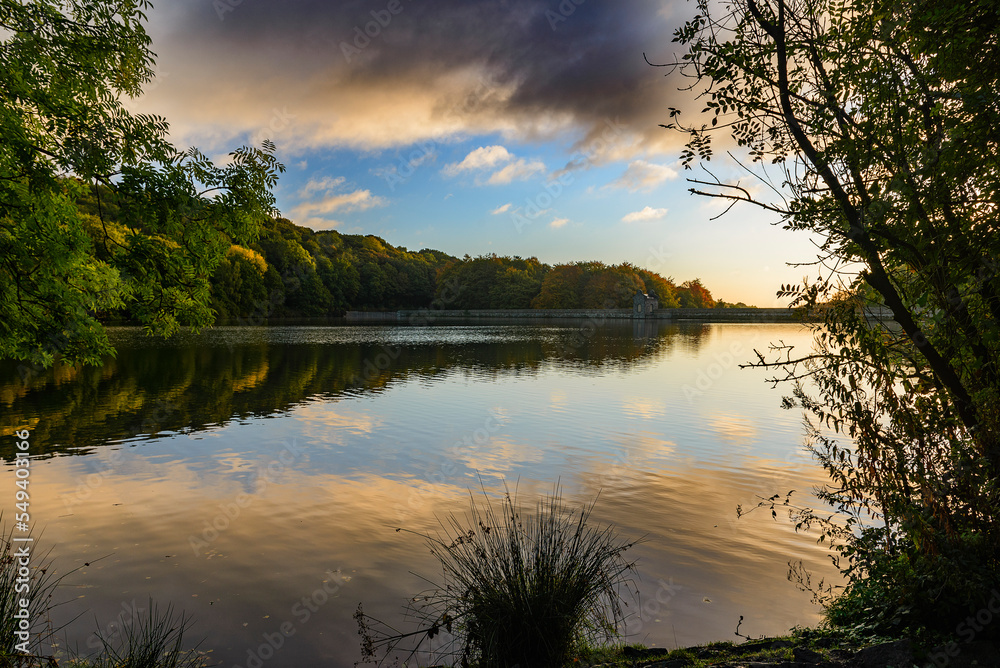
left=0, top=321, right=710, bottom=459
left=0, top=321, right=843, bottom=668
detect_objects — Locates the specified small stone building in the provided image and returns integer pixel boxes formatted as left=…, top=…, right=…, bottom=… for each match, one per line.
left=633, top=291, right=658, bottom=318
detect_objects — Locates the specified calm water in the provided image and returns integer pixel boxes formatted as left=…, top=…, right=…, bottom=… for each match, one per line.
left=2, top=320, right=842, bottom=667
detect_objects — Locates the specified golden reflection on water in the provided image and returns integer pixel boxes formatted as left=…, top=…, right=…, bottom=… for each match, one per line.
left=31, top=450, right=837, bottom=665
left=4, top=322, right=844, bottom=667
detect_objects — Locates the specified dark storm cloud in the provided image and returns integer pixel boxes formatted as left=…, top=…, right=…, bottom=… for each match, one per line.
left=140, top=0, right=690, bottom=157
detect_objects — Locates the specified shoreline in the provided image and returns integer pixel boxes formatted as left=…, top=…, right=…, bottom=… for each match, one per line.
left=589, top=632, right=998, bottom=668
left=335, top=306, right=897, bottom=323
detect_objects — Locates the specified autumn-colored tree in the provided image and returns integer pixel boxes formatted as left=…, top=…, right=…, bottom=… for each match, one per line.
left=581, top=266, right=645, bottom=309
left=676, top=279, right=715, bottom=308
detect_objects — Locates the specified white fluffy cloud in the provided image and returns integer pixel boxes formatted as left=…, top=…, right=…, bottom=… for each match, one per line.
left=443, top=145, right=545, bottom=185
left=550, top=217, right=569, bottom=228
left=622, top=206, right=668, bottom=223
left=290, top=176, right=387, bottom=229
left=443, top=145, right=513, bottom=176
left=611, top=160, right=678, bottom=192
left=298, top=176, right=346, bottom=198
left=491, top=203, right=513, bottom=214
left=486, top=158, right=546, bottom=185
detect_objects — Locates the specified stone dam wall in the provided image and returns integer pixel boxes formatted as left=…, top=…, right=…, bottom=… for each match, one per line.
left=343, top=306, right=895, bottom=322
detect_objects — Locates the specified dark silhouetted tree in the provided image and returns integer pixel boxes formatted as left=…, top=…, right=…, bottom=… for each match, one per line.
left=668, top=0, right=1000, bottom=636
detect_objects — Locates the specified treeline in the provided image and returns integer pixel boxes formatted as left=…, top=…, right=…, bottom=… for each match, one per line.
left=72, top=184, right=750, bottom=319
left=210, top=216, right=454, bottom=318
left=435, top=256, right=737, bottom=310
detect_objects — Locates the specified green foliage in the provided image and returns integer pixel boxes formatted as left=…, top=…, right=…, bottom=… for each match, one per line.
left=670, top=0, right=1000, bottom=639
left=532, top=261, right=679, bottom=309
left=436, top=255, right=547, bottom=310
left=532, top=263, right=585, bottom=309
left=635, top=268, right=680, bottom=308
left=0, top=0, right=283, bottom=366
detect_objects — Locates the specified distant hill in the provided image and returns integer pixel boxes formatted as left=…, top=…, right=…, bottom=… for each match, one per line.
left=73, top=183, right=752, bottom=319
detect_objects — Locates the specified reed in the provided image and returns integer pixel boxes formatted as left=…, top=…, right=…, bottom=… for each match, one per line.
left=1, top=522, right=203, bottom=668
left=72, top=601, right=203, bottom=668
left=0, top=523, right=61, bottom=656
left=412, top=485, right=641, bottom=668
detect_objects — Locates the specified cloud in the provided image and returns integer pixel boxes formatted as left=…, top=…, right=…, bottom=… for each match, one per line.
left=298, top=176, right=346, bottom=198
left=289, top=176, right=387, bottom=229
left=491, top=203, right=513, bottom=214
left=486, top=158, right=546, bottom=184
left=610, top=160, right=679, bottom=192
left=443, top=145, right=544, bottom=185
left=299, top=189, right=386, bottom=216
left=129, top=0, right=695, bottom=161
left=622, top=206, right=668, bottom=222
left=550, top=217, right=569, bottom=228
left=443, top=145, right=512, bottom=176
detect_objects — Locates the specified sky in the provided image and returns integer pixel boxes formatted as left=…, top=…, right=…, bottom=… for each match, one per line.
left=126, top=0, right=824, bottom=306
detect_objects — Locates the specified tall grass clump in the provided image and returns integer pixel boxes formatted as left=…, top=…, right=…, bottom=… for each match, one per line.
left=0, top=523, right=62, bottom=657
left=69, top=600, right=205, bottom=668
left=384, top=485, right=641, bottom=668
left=1, top=520, right=204, bottom=668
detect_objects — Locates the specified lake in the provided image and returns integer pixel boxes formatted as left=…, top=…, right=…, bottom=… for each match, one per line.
left=1, top=320, right=843, bottom=667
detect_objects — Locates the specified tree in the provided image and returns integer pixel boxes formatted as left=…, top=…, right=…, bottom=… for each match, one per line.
left=677, top=278, right=715, bottom=308
left=435, top=255, right=546, bottom=310
left=635, top=267, right=680, bottom=308
left=488, top=260, right=546, bottom=309
left=581, top=265, right=645, bottom=309
left=210, top=246, right=269, bottom=318
left=0, top=0, right=283, bottom=367
left=667, top=0, right=1000, bottom=636
left=317, top=254, right=361, bottom=311
left=531, top=264, right=586, bottom=309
